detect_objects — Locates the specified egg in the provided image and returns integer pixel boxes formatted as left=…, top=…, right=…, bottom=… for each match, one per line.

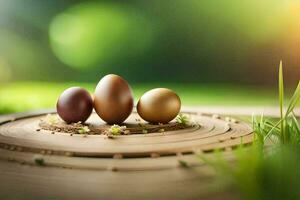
left=57, top=87, right=93, bottom=123
left=137, top=88, right=181, bottom=123
left=94, top=74, right=134, bottom=124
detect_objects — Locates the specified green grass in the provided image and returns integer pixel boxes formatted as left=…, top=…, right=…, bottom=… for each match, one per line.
left=0, top=82, right=279, bottom=114
left=199, top=62, right=300, bottom=200
left=253, top=62, right=300, bottom=145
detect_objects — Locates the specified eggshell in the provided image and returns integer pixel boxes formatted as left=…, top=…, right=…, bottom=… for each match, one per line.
left=137, top=88, right=181, bottom=123
left=94, top=74, right=133, bottom=124
left=57, top=87, right=93, bottom=123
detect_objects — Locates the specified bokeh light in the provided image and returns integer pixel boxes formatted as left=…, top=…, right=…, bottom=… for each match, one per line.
left=50, top=2, right=155, bottom=69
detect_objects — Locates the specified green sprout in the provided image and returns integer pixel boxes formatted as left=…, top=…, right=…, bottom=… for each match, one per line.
left=78, top=126, right=90, bottom=134
left=159, top=128, right=165, bottom=133
left=45, top=114, right=60, bottom=125
left=142, top=129, right=148, bottom=134
left=176, top=113, right=190, bottom=126
left=33, top=155, right=45, bottom=166
left=108, top=125, right=126, bottom=136
left=138, top=123, right=149, bottom=134
left=178, top=159, right=189, bottom=168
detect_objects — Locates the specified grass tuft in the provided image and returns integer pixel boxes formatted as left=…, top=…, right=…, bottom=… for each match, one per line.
left=198, top=61, right=300, bottom=200
left=254, top=61, right=300, bottom=145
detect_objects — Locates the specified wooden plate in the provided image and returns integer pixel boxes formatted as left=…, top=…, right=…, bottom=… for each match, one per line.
left=0, top=110, right=252, bottom=171
left=0, top=109, right=253, bottom=200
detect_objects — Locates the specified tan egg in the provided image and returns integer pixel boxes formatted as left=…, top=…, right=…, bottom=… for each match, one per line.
left=137, top=88, right=181, bottom=123
left=94, top=74, right=134, bottom=124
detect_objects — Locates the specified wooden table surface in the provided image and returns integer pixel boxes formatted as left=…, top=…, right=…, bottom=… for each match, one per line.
left=0, top=106, right=291, bottom=200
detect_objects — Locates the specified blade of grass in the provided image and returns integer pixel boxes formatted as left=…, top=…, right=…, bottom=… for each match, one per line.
left=264, top=118, right=285, bottom=141
left=291, top=112, right=300, bottom=134
left=264, top=122, right=280, bottom=132
left=285, top=81, right=300, bottom=117
left=251, top=113, right=257, bottom=142
left=278, top=61, right=285, bottom=143
left=260, top=112, right=264, bottom=130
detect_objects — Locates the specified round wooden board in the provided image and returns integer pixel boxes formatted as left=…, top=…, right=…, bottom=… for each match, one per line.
left=0, top=109, right=252, bottom=200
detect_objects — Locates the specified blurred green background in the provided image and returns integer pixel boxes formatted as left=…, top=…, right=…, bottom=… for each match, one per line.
left=0, top=0, right=299, bottom=114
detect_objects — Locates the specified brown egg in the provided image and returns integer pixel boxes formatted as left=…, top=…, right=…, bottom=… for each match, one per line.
left=57, top=87, right=93, bottom=123
left=94, top=74, right=134, bottom=124
left=137, top=88, right=181, bottom=123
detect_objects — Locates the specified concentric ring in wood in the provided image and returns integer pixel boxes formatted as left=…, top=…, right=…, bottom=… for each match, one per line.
left=0, top=110, right=253, bottom=170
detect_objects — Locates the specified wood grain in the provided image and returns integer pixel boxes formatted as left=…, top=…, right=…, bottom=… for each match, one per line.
left=0, top=109, right=251, bottom=200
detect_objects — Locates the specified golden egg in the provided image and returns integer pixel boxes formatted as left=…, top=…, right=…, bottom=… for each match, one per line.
left=137, top=88, right=181, bottom=123
left=94, top=74, right=134, bottom=124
